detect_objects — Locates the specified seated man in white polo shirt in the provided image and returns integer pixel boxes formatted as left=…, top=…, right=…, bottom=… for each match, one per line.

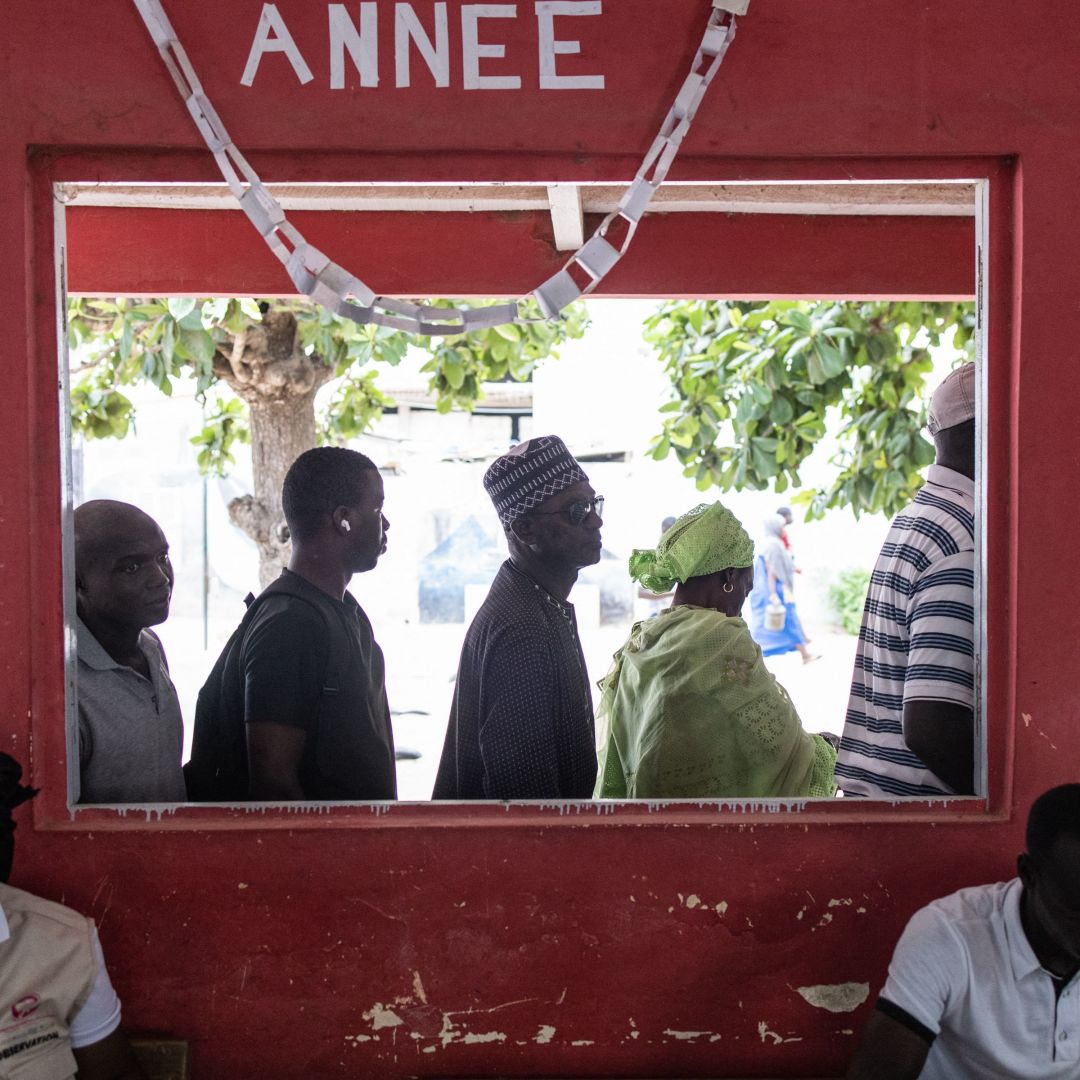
left=0, top=753, right=145, bottom=1079
left=75, top=500, right=186, bottom=803
left=847, top=783, right=1080, bottom=1079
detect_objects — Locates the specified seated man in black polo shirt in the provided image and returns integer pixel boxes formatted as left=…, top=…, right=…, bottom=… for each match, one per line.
left=186, top=447, right=396, bottom=801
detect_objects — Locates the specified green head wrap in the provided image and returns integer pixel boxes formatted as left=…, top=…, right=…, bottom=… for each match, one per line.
left=629, top=502, right=755, bottom=594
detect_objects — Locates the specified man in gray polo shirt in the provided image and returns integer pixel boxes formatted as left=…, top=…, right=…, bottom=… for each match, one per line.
left=75, top=501, right=185, bottom=804
left=847, top=783, right=1080, bottom=1078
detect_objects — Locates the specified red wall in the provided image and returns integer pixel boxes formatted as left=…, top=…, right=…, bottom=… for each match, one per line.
left=2, top=1, right=1068, bottom=1075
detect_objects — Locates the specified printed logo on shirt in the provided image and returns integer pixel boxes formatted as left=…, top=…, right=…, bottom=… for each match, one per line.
left=0, top=1014, right=64, bottom=1063
left=10, top=994, right=39, bottom=1019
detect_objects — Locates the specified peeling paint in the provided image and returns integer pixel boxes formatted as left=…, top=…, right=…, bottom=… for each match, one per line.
left=534, top=1025, right=556, bottom=1044
left=1022, top=712, right=1032, bottom=727
left=570, top=1039, right=594, bottom=1046
left=757, top=1021, right=783, bottom=1046
left=827, top=898, right=852, bottom=907
left=758, top=1021, right=802, bottom=1045
left=796, top=982, right=870, bottom=1013
left=411, top=971, right=428, bottom=1005
left=461, top=1031, right=506, bottom=1044
left=363, top=1004, right=404, bottom=1030
left=675, top=892, right=727, bottom=915
left=663, top=1029, right=713, bottom=1041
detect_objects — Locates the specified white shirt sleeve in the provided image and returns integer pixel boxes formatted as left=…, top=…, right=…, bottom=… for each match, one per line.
left=880, top=902, right=964, bottom=1037
left=69, top=928, right=122, bottom=1049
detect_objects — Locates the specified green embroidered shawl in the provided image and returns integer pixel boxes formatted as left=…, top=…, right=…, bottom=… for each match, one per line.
left=595, top=605, right=836, bottom=799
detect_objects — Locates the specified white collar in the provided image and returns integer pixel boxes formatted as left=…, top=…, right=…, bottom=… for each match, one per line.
left=1000, top=878, right=1043, bottom=983
left=925, top=463, right=975, bottom=499
left=0, top=891, right=10, bottom=944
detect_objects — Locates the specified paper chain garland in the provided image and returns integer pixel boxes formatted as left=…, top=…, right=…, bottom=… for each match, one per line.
left=132, top=0, right=747, bottom=335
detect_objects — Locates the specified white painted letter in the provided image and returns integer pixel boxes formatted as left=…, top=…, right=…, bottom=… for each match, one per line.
left=461, top=5, right=521, bottom=90
left=329, top=3, right=379, bottom=89
left=536, top=2, right=603, bottom=89
left=395, top=4, right=450, bottom=88
left=240, top=4, right=314, bottom=87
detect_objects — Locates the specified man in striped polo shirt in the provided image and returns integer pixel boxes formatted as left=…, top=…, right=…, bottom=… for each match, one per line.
left=836, top=364, right=976, bottom=797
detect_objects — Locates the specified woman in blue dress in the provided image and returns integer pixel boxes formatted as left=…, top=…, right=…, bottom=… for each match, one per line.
left=749, top=514, right=818, bottom=662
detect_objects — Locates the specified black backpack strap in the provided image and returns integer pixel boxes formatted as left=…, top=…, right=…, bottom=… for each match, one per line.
left=262, top=580, right=357, bottom=711
left=237, top=577, right=336, bottom=689
left=186, top=574, right=360, bottom=801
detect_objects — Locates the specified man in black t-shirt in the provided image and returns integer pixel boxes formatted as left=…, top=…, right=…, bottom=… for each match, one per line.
left=187, top=447, right=396, bottom=801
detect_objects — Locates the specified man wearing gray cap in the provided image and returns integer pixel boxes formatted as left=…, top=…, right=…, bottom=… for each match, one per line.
left=433, top=436, right=602, bottom=800
left=836, top=363, right=977, bottom=798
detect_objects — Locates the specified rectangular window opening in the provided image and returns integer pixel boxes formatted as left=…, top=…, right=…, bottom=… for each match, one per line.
left=48, top=173, right=996, bottom=827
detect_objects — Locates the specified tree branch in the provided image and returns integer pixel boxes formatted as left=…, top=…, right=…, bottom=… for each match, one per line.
left=226, top=329, right=251, bottom=385
left=227, top=493, right=273, bottom=545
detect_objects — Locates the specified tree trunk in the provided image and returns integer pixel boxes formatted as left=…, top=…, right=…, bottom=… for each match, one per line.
left=213, top=307, right=334, bottom=587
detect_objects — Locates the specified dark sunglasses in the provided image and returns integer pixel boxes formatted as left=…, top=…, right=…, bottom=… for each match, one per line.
left=533, top=495, right=605, bottom=527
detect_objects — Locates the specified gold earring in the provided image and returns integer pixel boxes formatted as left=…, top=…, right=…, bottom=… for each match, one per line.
left=722, top=582, right=734, bottom=593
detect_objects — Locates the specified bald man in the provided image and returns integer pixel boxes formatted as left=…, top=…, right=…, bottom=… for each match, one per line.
left=74, top=501, right=185, bottom=804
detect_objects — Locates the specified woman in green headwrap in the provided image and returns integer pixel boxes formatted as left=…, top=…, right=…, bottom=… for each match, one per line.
left=595, top=503, right=837, bottom=799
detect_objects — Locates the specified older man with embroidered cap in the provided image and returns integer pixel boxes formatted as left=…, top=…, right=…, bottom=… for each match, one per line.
left=433, top=436, right=601, bottom=800
left=595, top=503, right=836, bottom=799
left=836, top=362, right=977, bottom=797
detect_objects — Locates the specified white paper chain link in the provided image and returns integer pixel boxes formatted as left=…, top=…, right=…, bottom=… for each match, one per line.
left=132, top=0, right=747, bottom=335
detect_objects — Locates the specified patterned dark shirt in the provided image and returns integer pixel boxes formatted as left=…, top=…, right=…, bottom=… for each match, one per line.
left=433, top=560, right=597, bottom=800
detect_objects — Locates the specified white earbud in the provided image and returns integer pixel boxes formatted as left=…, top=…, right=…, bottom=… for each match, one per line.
left=341, top=520, right=351, bottom=533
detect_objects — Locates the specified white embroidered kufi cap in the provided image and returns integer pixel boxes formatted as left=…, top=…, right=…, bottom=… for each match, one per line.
left=483, top=435, right=588, bottom=528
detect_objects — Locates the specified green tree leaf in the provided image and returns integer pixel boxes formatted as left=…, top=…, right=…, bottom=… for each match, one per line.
left=644, top=298, right=975, bottom=518
left=167, top=297, right=197, bottom=321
